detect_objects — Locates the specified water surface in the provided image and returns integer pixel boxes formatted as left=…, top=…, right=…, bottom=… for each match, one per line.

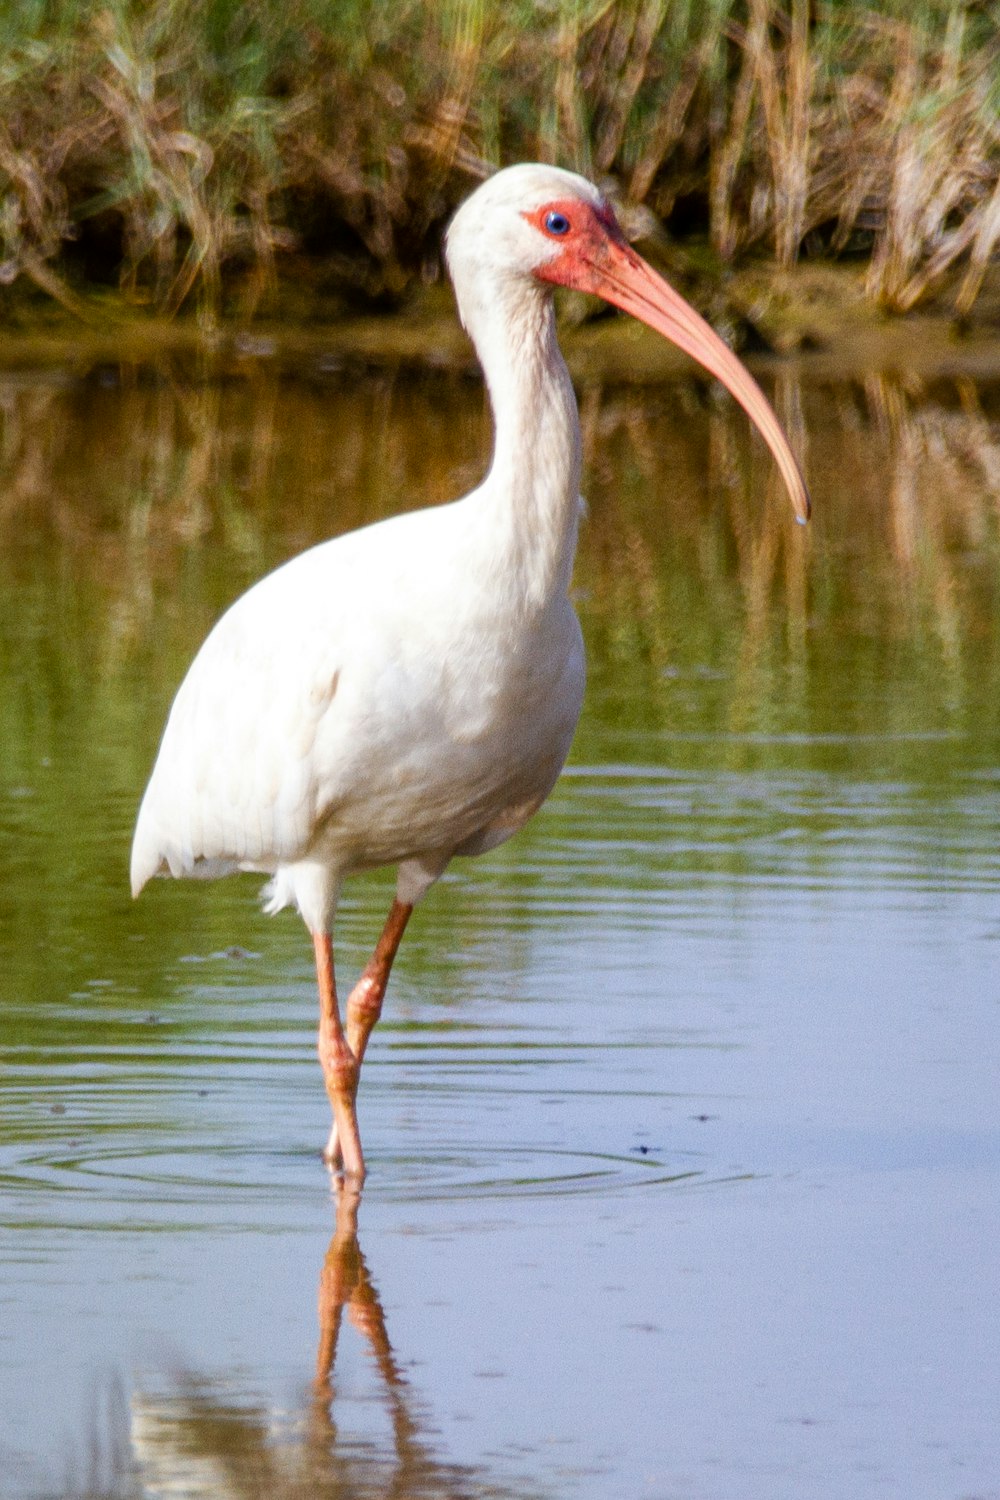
left=1, top=358, right=999, bottom=1499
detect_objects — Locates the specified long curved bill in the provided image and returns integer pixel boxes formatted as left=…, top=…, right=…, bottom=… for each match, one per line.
left=539, top=215, right=811, bottom=523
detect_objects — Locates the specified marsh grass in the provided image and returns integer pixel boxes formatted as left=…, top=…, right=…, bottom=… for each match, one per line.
left=1, top=1, right=998, bottom=320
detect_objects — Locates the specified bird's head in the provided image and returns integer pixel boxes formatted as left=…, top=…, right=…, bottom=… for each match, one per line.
left=447, top=163, right=810, bottom=523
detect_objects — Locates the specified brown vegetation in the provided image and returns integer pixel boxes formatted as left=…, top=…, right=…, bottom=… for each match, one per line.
left=0, top=2, right=998, bottom=322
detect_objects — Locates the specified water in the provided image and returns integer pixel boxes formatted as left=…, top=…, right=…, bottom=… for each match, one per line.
left=1, top=356, right=999, bottom=1499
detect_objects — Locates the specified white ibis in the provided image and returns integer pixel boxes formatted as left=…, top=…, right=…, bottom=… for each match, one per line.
left=131, top=163, right=810, bottom=1179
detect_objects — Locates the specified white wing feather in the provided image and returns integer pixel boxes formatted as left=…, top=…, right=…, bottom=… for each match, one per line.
left=131, top=540, right=349, bottom=893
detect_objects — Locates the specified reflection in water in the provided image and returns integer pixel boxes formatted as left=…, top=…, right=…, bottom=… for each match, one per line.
left=2, top=360, right=999, bottom=1165
left=578, top=370, right=1000, bottom=779
left=3, top=364, right=999, bottom=774
left=2, top=362, right=998, bottom=1042
left=308, top=1185, right=466, bottom=1497
left=3, top=357, right=1000, bottom=1500
left=80, top=1187, right=514, bottom=1500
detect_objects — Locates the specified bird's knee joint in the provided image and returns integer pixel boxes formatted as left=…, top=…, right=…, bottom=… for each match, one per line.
left=347, top=976, right=383, bottom=1025
left=318, top=1034, right=358, bottom=1093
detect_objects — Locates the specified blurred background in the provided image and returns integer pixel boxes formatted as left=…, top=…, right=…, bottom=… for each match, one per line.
left=1, top=0, right=999, bottom=324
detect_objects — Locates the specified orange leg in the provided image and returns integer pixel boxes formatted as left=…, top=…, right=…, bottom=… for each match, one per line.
left=346, top=900, right=413, bottom=1065
left=313, top=930, right=364, bottom=1178
left=314, top=900, right=413, bottom=1178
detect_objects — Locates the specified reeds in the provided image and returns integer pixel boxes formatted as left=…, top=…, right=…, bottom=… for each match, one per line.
left=0, top=1, right=998, bottom=319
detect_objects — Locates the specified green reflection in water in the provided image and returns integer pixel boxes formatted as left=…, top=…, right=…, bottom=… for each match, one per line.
left=3, top=359, right=1000, bottom=1500
left=1, top=365, right=999, bottom=1099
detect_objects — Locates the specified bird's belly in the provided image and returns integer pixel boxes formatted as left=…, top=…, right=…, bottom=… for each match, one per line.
left=311, top=609, right=584, bottom=872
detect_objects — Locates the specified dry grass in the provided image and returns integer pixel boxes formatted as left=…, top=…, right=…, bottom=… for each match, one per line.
left=0, top=1, right=998, bottom=319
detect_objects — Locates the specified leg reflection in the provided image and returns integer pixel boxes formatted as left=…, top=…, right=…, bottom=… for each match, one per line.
left=119, top=1187, right=492, bottom=1498
left=311, top=1181, right=422, bottom=1479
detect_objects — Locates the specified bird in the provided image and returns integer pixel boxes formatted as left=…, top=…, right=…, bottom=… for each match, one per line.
left=131, top=162, right=810, bottom=1181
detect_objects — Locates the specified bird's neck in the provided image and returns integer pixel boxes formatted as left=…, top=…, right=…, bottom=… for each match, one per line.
left=472, top=282, right=582, bottom=609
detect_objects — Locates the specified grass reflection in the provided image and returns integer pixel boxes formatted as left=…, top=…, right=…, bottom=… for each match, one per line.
left=1, top=362, right=998, bottom=1052
left=3, top=357, right=997, bottom=1500
left=578, top=370, right=1000, bottom=777
left=2, top=364, right=997, bottom=747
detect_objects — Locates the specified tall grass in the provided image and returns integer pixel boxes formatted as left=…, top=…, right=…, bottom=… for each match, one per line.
left=0, top=0, right=998, bottom=320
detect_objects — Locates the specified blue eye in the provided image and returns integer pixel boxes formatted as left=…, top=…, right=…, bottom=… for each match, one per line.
left=544, top=210, right=571, bottom=236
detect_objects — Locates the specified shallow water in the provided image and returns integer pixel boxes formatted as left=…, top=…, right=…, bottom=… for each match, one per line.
left=1, top=358, right=999, bottom=1499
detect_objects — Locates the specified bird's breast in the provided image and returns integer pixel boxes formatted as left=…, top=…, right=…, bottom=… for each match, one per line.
left=310, top=588, right=585, bottom=870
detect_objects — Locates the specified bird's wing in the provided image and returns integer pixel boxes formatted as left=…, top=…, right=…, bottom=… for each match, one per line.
left=130, top=538, right=358, bottom=894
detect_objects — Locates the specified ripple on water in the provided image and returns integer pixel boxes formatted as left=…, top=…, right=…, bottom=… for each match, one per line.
left=4, top=758, right=996, bottom=1238
left=1, top=1010, right=718, bottom=1229
left=557, top=766, right=1000, bottom=888
left=0, top=1126, right=712, bottom=1232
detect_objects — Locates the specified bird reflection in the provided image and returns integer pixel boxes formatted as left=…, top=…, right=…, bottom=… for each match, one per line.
left=309, top=1181, right=429, bottom=1488
left=112, top=1184, right=499, bottom=1500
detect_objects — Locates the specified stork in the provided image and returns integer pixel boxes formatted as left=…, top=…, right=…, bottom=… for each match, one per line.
left=131, top=163, right=810, bottom=1180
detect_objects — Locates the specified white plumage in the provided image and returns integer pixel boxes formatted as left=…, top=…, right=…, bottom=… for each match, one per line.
left=132, top=162, right=808, bottom=1179
left=132, top=500, right=583, bottom=925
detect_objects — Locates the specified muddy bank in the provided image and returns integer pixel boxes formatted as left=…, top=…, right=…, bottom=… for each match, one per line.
left=1, top=263, right=999, bottom=385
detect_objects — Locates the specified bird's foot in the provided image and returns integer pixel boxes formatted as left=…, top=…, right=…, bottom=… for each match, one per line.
left=322, top=1119, right=342, bottom=1168
left=317, top=1033, right=365, bottom=1179
left=321, top=1115, right=365, bottom=1181
left=323, top=1120, right=364, bottom=1182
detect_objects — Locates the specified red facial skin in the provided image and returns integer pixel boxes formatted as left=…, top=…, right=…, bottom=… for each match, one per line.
left=522, top=198, right=811, bottom=523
